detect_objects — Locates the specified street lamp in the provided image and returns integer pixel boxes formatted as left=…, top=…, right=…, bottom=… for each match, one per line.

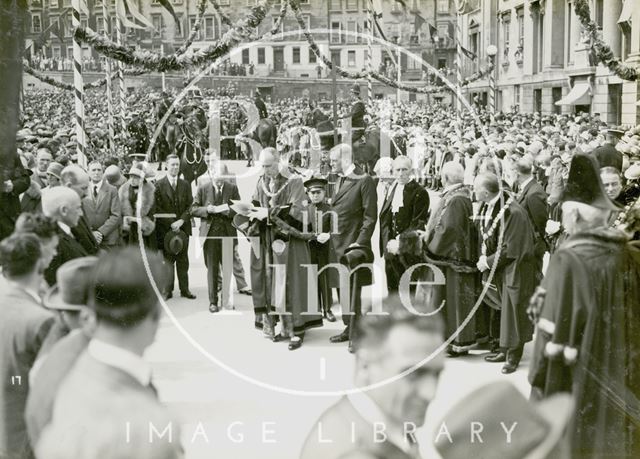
left=486, top=45, right=498, bottom=116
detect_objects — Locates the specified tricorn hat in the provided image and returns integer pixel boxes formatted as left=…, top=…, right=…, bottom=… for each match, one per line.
left=43, top=257, right=99, bottom=311
left=163, top=230, right=189, bottom=256
left=561, top=154, right=618, bottom=210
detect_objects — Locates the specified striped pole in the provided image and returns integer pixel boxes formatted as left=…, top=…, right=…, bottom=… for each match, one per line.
left=455, top=6, right=462, bottom=127
left=18, top=82, right=24, bottom=126
left=488, top=56, right=496, bottom=118
left=366, top=6, right=373, bottom=102
left=116, top=15, right=126, bottom=133
left=102, top=1, right=114, bottom=155
left=71, top=0, right=87, bottom=168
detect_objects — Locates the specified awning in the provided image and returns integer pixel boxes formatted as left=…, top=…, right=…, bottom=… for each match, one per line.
left=555, top=83, right=591, bottom=106
left=617, top=0, right=633, bottom=24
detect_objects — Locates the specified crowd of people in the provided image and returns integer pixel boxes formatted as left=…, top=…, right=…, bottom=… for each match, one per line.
left=1, top=82, right=640, bottom=458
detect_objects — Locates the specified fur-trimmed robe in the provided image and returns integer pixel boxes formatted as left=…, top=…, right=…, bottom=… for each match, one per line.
left=118, top=180, right=156, bottom=236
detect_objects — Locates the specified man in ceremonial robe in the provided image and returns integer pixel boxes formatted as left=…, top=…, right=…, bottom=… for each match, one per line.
left=422, top=162, right=479, bottom=356
left=528, top=154, right=640, bottom=458
left=474, top=173, right=537, bottom=374
left=379, top=156, right=430, bottom=294
left=248, top=148, right=323, bottom=350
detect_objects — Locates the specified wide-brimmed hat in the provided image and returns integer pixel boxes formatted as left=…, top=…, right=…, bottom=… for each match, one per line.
left=43, top=257, right=99, bottom=311
left=624, top=162, right=640, bottom=180
left=46, top=162, right=64, bottom=179
left=435, top=381, right=574, bottom=459
left=163, top=230, right=189, bottom=256
left=562, top=154, right=618, bottom=210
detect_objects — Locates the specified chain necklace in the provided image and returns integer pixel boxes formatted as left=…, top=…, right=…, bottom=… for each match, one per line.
left=428, top=184, right=469, bottom=235
left=480, top=195, right=515, bottom=256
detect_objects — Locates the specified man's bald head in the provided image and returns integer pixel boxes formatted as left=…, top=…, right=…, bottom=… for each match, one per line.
left=42, top=186, right=83, bottom=227
left=259, top=147, right=280, bottom=178
left=61, top=164, right=90, bottom=198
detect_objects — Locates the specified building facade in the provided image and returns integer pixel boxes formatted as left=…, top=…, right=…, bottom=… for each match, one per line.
left=24, top=0, right=456, bottom=100
left=460, top=0, right=639, bottom=125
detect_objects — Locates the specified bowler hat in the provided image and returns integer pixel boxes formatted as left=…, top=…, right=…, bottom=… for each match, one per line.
left=164, top=230, right=189, bottom=256
left=562, top=154, right=618, bottom=210
left=43, top=257, right=99, bottom=311
left=340, top=244, right=374, bottom=286
left=435, top=381, right=573, bottom=459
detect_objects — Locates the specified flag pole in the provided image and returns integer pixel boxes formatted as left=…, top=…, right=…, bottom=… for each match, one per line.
left=102, top=0, right=114, bottom=156
left=397, top=23, right=401, bottom=102
left=71, top=0, right=87, bottom=168
left=116, top=14, right=126, bottom=134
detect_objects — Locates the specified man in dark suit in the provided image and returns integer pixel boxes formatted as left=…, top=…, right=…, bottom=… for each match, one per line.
left=379, top=156, right=430, bottom=292
left=60, top=164, right=100, bottom=255
left=192, top=158, right=240, bottom=313
left=42, top=186, right=90, bottom=286
left=0, top=233, right=55, bottom=458
left=591, top=128, right=623, bottom=171
left=37, top=249, right=181, bottom=458
left=154, top=155, right=195, bottom=300
left=254, top=89, right=268, bottom=119
left=514, top=157, right=548, bottom=276
left=84, top=160, right=122, bottom=249
left=0, top=154, right=31, bottom=241
left=301, top=300, right=445, bottom=459
left=328, top=144, right=377, bottom=351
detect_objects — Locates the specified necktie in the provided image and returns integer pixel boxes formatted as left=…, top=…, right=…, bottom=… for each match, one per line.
left=93, top=185, right=98, bottom=199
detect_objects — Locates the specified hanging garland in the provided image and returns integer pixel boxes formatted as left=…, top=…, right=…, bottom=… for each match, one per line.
left=289, top=0, right=443, bottom=94
left=175, top=0, right=209, bottom=56
left=74, top=0, right=270, bottom=72
left=461, top=62, right=495, bottom=87
left=209, top=0, right=233, bottom=27
left=574, top=0, right=638, bottom=81
left=23, top=64, right=147, bottom=91
left=256, top=0, right=288, bottom=40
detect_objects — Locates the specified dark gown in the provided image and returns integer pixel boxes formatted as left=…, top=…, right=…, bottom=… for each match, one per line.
left=423, top=184, right=479, bottom=351
left=528, top=228, right=640, bottom=458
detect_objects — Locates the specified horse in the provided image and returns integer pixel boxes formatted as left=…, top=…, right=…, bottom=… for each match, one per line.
left=175, top=103, right=208, bottom=186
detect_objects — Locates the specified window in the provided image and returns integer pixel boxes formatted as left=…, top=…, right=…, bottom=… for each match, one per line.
left=298, top=15, right=310, bottom=40
left=347, top=50, right=356, bottom=66
left=189, top=17, right=202, bottom=40
left=309, top=47, right=316, bottom=63
left=203, top=16, right=215, bottom=39
left=345, top=0, right=358, bottom=10
left=272, top=16, right=284, bottom=39
left=347, top=20, right=357, bottom=43
left=50, top=0, right=59, bottom=8
left=52, top=46, right=61, bottom=58
left=174, top=14, right=184, bottom=37
left=437, top=23, right=449, bottom=39
left=437, top=0, right=449, bottom=13
left=292, top=46, right=301, bottom=63
left=218, top=0, right=229, bottom=5
left=330, top=0, right=341, bottom=11
left=595, top=0, right=603, bottom=28
left=242, top=48, right=250, bottom=64
left=437, top=58, right=447, bottom=68
left=331, top=21, right=342, bottom=43
left=516, top=8, right=524, bottom=48
left=152, top=14, right=163, bottom=37
left=95, top=15, right=104, bottom=33
left=514, top=84, right=521, bottom=107
left=258, top=47, right=265, bottom=64
left=31, top=14, right=41, bottom=33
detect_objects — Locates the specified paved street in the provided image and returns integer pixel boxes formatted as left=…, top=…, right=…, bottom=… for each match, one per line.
left=146, top=161, right=533, bottom=458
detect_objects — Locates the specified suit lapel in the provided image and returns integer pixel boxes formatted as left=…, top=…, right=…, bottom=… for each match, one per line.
left=380, top=182, right=396, bottom=216
left=163, top=177, right=175, bottom=201
left=332, top=175, right=357, bottom=205
left=95, top=182, right=106, bottom=208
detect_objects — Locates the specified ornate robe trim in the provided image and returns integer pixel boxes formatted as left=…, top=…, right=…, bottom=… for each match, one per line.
left=537, top=317, right=556, bottom=335
left=544, top=341, right=564, bottom=358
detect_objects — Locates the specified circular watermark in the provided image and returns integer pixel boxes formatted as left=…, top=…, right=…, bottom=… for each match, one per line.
left=136, top=26, right=507, bottom=397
